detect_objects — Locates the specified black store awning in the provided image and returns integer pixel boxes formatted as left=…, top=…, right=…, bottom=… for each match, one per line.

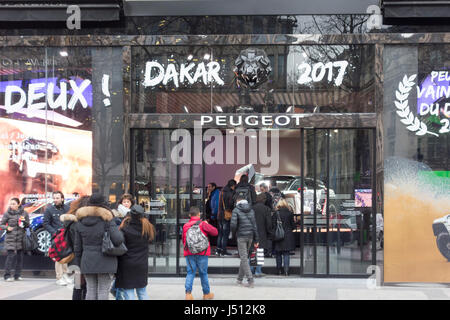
left=0, top=0, right=121, bottom=21
left=123, top=0, right=379, bottom=16
left=383, top=0, right=450, bottom=23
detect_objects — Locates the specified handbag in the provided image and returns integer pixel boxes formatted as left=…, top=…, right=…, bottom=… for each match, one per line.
left=23, top=228, right=38, bottom=252
left=273, top=211, right=285, bottom=242
left=222, top=191, right=233, bottom=221
left=102, top=222, right=128, bottom=257
left=249, top=245, right=264, bottom=266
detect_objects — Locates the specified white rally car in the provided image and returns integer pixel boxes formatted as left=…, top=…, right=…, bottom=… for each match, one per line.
left=432, top=214, right=450, bottom=261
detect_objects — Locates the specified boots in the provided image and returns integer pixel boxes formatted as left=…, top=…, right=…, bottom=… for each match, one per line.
left=203, top=292, right=215, bottom=300
left=284, top=266, right=289, bottom=277
left=185, top=292, right=194, bottom=300
left=277, top=268, right=283, bottom=275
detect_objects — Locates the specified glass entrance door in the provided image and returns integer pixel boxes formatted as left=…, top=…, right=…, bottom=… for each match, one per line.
left=301, top=128, right=376, bottom=276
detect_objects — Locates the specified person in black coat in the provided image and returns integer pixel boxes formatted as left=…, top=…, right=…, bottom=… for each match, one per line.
left=0, top=198, right=29, bottom=281
left=272, top=199, right=296, bottom=276
left=251, top=193, right=273, bottom=277
left=74, top=194, right=124, bottom=300
left=115, top=205, right=155, bottom=300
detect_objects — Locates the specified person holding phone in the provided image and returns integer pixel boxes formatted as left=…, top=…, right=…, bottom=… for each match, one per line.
left=1, top=197, right=29, bottom=282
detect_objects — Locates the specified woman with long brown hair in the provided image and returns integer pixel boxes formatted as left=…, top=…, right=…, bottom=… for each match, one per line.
left=115, top=204, right=155, bottom=300
left=272, top=199, right=296, bottom=276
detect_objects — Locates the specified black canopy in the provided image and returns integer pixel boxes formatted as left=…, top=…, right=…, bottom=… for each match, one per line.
left=0, top=0, right=121, bottom=21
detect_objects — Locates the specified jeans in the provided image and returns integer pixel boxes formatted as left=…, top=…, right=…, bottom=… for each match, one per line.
left=217, top=220, right=231, bottom=252
left=84, top=273, right=114, bottom=300
left=111, top=279, right=125, bottom=300
left=4, top=250, right=23, bottom=280
left=250, top=265, right=263, bottom=275
left=185, top=255, right=210, bottom=294
left=237, top=238, right=253, bottom=283
left=275, top=251, right=290, bottom=270
left=121, top=287, right=149, bottom=300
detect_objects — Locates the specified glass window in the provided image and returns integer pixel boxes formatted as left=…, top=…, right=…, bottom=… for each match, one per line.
left=383, top=44, right=450, bottom=283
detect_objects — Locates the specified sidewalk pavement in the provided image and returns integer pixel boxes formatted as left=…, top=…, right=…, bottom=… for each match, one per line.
left=0, top=275, right=449, bottom=300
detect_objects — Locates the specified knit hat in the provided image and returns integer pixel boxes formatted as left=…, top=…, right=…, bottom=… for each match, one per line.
left=89, top=193, right=107, bottom=206
left=130, top=204, right=145, bottom=217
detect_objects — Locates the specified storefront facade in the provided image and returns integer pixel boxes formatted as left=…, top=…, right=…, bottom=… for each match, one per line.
left=0, top=1, right=448, bottom=283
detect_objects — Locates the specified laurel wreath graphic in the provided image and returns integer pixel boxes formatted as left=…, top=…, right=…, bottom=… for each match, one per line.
left=395, top=74, right=439, bottom=137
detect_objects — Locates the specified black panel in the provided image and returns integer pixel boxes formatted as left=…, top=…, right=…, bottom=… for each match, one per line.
left=0, top=0, right=121, bottom=21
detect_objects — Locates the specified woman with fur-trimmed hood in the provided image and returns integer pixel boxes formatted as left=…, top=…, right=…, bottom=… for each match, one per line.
left=74, top=194, right=124, bottom=300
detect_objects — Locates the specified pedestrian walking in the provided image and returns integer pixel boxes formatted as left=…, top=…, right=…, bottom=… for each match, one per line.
left=230, top=196, right=259, bottom=288
left=115, top=205, right=155, bottom=300
left=1, top=198, right=29, bottom=282
left=60, top=195, right=90, bottom=300
left=74, top=193, right=124, bottom=300
left=43, top=191, right=70, bottom=286
left=183, top=206, right=217, bottom=300
left=272, top=199, right=296, bottom=276
left=251, top=193, right=273, bottom=277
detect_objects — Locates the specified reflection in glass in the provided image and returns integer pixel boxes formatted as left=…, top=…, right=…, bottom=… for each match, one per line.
left=133, top=129, right=177, bottom=273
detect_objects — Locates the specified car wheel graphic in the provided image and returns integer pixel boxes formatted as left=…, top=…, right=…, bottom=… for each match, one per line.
left=35, top=228, right=51, bottom=255
left=436, top=232, right=450, bottom=261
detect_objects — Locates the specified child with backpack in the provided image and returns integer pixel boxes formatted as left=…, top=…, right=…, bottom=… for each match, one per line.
left=182, top=206, right=218, bottom=300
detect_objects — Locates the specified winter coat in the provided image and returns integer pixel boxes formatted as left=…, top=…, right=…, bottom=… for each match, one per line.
left=253, top=202, right=273, bottom=250
left=74, top=206, right=124, bottom=275
left=43, top=203, right=70, bottom=235
left=209, top=188, right=220, bottom=219
left=234, top=182, right=257, bottom=205
left=112, top=204, right=130, bottom=226
left=272, top=207, right=296, bottom=252
left=182, top=216, right=218, bottom=256
left=264, top=192, right=273, bottom=210
left=230, top=201, right=259, bottom=242
left=218, top=185, right=235, bottom=222
left=0, top=208, right=29, bottom=251
left=115, top=218, right=151, bottom=289
left=60, top=213, right=79, bottom=267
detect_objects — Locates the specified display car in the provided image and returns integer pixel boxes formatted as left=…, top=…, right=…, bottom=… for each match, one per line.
left=9, top=137, right=68, bottom=193
left=432, top=214, right=450, bottom=261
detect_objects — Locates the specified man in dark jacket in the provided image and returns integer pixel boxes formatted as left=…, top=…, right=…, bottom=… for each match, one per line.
left=259, top=183, right=273, bottom=210
left=43, top=191, right=70, bottom=286
left=230, top=196, right=259, bottom=288
left=216, top=179, right=236, bottom=256
left=251, top=193, right=273, bottom=277
left=234, top=174, right=257, bottom=206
